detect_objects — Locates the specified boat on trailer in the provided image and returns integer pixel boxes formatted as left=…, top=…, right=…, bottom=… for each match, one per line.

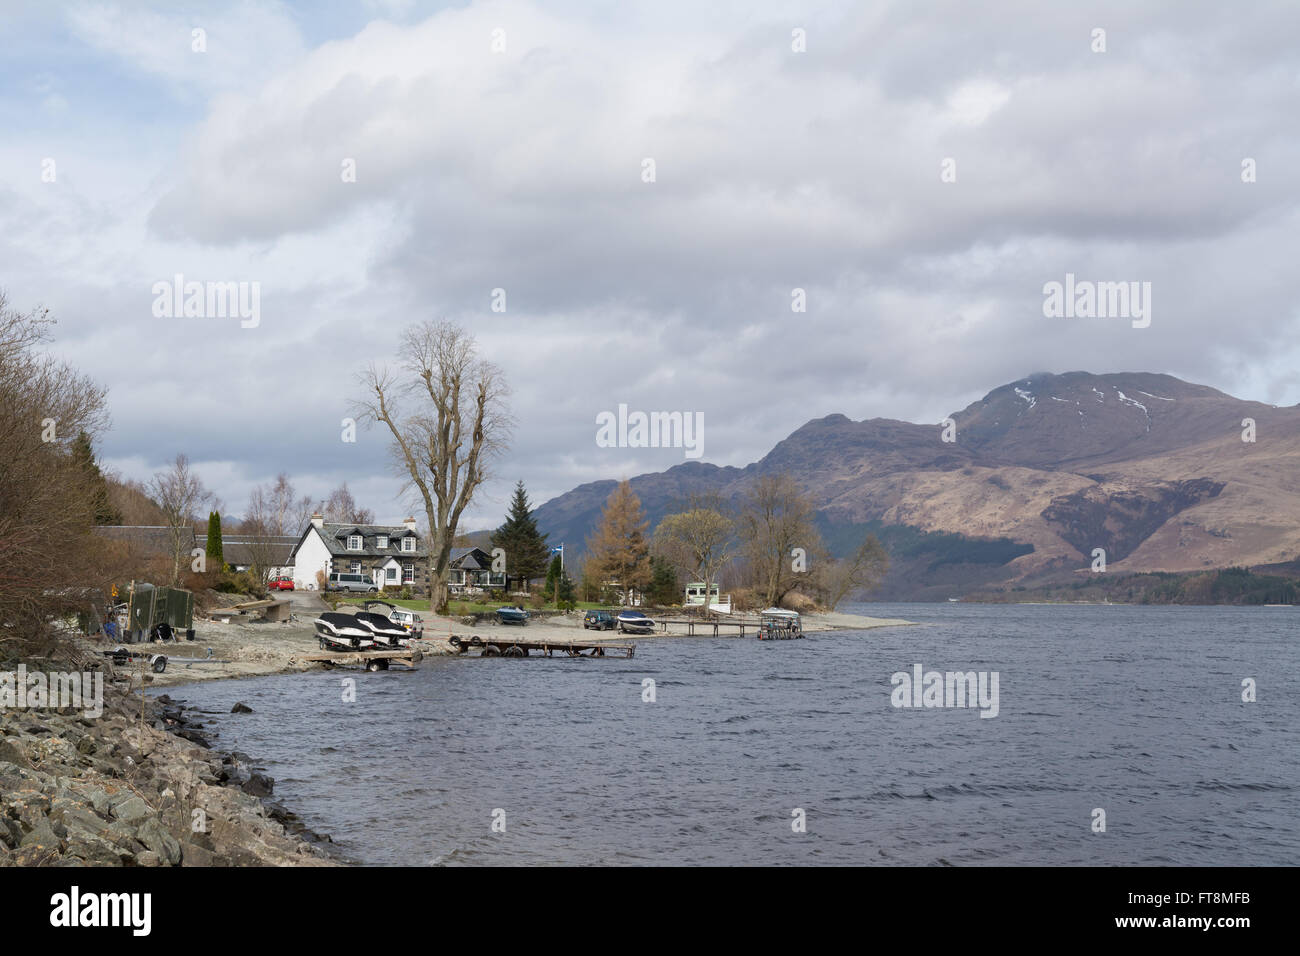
left=314, top=612, right=378, bottom=651
left=352, top=611, right=412, bottom=647
left=496, top=605, right=530, bottom=626
left=616, top=610, right=656, bottom=634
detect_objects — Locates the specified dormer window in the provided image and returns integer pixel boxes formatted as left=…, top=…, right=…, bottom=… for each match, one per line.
left=377, top=535, right=388, bottom=549
left=401, top=537, right=415, bottom=552
left=348, top=535, right=362, bottom=550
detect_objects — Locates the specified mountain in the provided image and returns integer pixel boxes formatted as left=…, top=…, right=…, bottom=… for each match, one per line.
left=532, top=372, right=1300, bottom=598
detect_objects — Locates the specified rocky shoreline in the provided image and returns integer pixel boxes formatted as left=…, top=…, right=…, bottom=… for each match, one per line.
left=0, top=671, right=339, bottom=867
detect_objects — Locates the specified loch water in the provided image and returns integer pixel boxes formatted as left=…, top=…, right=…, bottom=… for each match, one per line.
left=165, top=603, right=1299, bottom=865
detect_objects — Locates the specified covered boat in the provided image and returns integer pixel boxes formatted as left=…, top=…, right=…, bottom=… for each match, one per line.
left=314, top=612, right=378, bottom=651
left=616, top=610, right=655, bottom=634
left=758, top=608, right=803, bottom=640
left=496, top=605, right=530, bottom=626
left=353, top=610, right=411, bottom=647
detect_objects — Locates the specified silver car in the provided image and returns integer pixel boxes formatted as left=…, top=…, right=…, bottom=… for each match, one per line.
left=327, top=572, right=378, bottom=593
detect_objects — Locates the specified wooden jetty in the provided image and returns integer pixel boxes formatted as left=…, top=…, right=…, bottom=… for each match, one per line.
left=653, top=618, right=759, bottom=637
left=292, top=647, right=423, bottom=672
left=449, top=634, right=635, bottom=658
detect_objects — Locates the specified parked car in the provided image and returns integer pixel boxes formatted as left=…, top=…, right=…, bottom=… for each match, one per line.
left=327, top=572, right=379, bottom=593
left=267, top=576, right=294, bottom=591
left=583, top=609, right=616, bottom=631
left=388, top=608, right=424, bottom=637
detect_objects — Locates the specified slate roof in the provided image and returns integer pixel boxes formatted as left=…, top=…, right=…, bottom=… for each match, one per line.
left=309, top=523, right=429, bottom=559
left=94, top=525, right=196, bottom=554
left=198, top=535, right=298, bottom=567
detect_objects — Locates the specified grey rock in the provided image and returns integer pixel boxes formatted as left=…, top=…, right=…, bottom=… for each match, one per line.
left=110, top=795, right=151, bottom=825
left=0, top=738, right=27, bottom=764
left=241, top=772, right=275, bottom=798
left=137, top=819, right=182, bottom=865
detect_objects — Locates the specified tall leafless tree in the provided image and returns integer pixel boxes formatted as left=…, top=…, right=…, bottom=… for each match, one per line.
left=149, top=454, right=210, bottom=586
left=355, top=321, right=511, bottom=613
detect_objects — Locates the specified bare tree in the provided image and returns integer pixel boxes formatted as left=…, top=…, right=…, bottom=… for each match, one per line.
left=821, top=533, right=890, bottom=610
left=149, top=454, right=211, bottom=586
left=737, top=473, right=824, bottom=608
left=321, top=481, right=375, bottom=525
left=241, top=485, right=278, bottom=580
left=0, top=293, right=111, bottom=645
left=654, top=493, right=736, bottom=618
left=355, top=321, right=511, bottom=612
left=267, top=473, right=314, bottom=536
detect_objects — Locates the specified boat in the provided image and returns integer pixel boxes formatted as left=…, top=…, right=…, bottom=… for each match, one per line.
left=496, top=605, right=530, bottom=626
left=352, top=610, right=411, bottom=647
left=616, top=610, right=655, bottom=634
left=314, top=612, right=379, bottom=651
left=758, top=608, right=803, bottom=640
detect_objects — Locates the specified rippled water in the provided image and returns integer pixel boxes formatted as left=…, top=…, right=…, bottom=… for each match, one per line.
left=165, top=604, right=1299, bottom=865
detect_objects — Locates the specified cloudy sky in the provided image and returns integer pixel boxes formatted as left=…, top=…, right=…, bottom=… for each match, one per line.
left=3, top=0, right=1298, bottom=527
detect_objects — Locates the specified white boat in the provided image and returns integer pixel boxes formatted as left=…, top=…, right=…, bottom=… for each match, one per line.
left=314, top=612, right=378, bottom=651
left=352, top=610, right=411, bottom=647
left=616, top=610, right=656, bottom=634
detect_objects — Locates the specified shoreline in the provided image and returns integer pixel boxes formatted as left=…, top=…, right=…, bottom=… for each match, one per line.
left=0, top=665, right=339, bottom=867
left=114, top=607, right=916, bottom=689
left=2, top=607, right=915, bottom=867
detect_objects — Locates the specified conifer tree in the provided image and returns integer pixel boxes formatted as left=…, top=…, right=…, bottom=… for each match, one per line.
left=206, top=511, right=225, bottom=571
left=585, top=480, right=651, bottom=604
left=490, top=481, right=551, bottom=590
left=71, top=430, right=120, bottom=525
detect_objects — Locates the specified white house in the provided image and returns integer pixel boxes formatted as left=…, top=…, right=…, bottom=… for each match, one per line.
left=289, top=514, right=429, bottom=592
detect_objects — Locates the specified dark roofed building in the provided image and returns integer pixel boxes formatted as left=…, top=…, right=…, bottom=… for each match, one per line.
left=94, top=525, right=197, bottom=561
left=197, top=534, right=299, bottom=573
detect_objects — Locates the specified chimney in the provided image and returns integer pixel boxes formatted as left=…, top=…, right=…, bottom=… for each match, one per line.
left=311, top=512, right=324, bottom=529
left=403, top=516, right=417, bottom=532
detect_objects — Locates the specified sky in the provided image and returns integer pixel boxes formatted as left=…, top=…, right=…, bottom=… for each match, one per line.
left=2, top=0, right=1298, bottom=528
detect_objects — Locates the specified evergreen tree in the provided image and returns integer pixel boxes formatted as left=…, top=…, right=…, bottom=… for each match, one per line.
left=647, top=554, right=680, bottom=606
left=490, top=481, right=551, bottom=590
left=71, top=430, right=120, bottom=525
left=206, top=511, right=225, bottom=571
left=585, top=480, right=652, bottom=604
left=557, top=568, right=576, bottom=611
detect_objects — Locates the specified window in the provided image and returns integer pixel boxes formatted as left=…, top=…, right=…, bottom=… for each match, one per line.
left=348, top=535, right=362, bottom=550
left=401, top=537, right=415, bottom=552
left=350, top=562, right=361, bottom=574
left=377, top=536, right=388, bottom=549
left=403, top=564, right=414, bottom=584
left=386, top=566, right=398, bottom=582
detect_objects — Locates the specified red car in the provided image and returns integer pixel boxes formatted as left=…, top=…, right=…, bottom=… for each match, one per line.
left=268, top=576, right=295, bottom=591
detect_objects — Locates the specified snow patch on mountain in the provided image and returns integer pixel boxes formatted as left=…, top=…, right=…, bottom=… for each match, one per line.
left=1116, top=390, right=1151, bottom=431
